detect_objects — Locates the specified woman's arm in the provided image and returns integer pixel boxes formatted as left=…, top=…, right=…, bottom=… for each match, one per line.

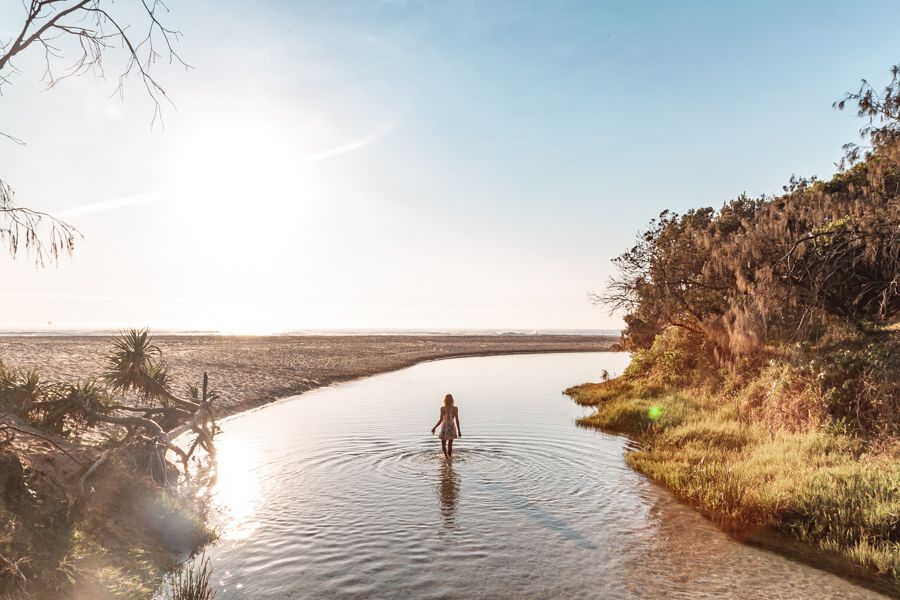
left=431, top=408, right=443, bottom=434
left=455, top=409, right=462, bottom=437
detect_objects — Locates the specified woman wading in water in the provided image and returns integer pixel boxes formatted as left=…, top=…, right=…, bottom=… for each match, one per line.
left=431, top=393, right=462, bottom=458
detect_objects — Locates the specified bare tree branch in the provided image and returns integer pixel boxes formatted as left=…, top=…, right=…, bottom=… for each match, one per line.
left=0, top=0, right=188, bottom=122
left=0, top=0, right=187, bottom=265
left=0, top=180, right=80, bottom=267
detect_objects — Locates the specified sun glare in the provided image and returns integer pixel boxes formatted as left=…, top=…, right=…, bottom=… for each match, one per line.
left=211, top=438, right=264, bottom=541
left=169, top=116, right=310, bottom=204
left=157, top=112, right=339, bottom=330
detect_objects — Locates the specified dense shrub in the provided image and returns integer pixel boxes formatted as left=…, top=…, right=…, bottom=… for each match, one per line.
left=623, top=327, right=719, bottom=388
left=792, top=334, right=900, bottom=437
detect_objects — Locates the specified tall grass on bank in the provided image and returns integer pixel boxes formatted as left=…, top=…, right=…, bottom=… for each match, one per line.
left=162, top=553, right=216, bottom=600
left=566, top=380, right=900, bottom=581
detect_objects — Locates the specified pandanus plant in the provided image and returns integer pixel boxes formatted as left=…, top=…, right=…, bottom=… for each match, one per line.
left=0, top=367, right=45, bottom=413
left=29, top=381, right=110, bottom=436
left=103, top=329, right=180, bottom=407
left=95, top=329, right=218, bottom=482
left=3, top=329, right=218, bottom=487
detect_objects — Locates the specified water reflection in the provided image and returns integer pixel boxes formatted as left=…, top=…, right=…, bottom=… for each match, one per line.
left=437, top=461, right=459, bottom=528
left=210, top=440, right=263, bottom=540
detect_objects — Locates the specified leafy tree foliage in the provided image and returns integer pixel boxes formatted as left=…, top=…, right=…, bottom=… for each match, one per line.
left=602, top=64, right=900, bottom=359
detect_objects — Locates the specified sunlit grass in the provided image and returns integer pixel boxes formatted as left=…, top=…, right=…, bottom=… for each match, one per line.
left=567, top=382, right=900, bottom=580
left=570, top=388, right=696, bottom=433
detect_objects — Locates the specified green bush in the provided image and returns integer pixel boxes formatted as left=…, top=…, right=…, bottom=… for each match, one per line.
left=792, top=334, right=900, bottom=436
left=623, top=327, right=717, bottom=388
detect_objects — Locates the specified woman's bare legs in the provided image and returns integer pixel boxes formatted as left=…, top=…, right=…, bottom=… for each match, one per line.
left=441, top=439, right=448, bottom=458
left=447, top=440, right=454, bottom=458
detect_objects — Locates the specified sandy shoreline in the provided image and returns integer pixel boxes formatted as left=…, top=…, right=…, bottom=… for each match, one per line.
left=0, top=334, right=617, bottom=417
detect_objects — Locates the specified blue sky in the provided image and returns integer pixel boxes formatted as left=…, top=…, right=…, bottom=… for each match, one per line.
left=1, top=1, right=898, bottom=331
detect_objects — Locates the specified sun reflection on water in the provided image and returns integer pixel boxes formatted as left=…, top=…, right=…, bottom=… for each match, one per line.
left=211, top=441, right=263, bottom=540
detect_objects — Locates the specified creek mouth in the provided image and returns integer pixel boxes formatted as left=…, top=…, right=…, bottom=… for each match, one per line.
left=198, top=352, right=889, bottom=599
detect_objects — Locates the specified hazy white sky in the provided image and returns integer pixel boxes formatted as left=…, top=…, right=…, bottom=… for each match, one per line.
left=2, top=1, right=899, bottom=332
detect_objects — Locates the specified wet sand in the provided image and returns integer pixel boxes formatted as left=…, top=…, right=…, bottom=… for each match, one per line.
left=0, top=335, right=616, bottom=416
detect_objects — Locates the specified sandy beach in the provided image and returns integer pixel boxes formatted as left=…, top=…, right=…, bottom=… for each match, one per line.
left=0, top=334, right=617, bottom=416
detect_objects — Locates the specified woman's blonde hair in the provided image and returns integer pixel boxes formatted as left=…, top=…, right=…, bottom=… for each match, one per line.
left=443, top=393, right=454, bottom=406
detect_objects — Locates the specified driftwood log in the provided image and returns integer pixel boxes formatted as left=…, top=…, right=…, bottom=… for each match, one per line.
left=81, top=372, right=217, bottom=488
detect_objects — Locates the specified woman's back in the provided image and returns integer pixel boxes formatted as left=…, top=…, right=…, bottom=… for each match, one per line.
left=432, top=394, right=461, bottom=458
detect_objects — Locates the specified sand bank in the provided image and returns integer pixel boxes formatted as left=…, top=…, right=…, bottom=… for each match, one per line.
left=0, top=334, right=617, bottom=416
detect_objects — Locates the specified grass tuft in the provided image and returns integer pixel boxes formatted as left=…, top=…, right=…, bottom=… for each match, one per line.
left=162, top=553, right=216, bottom=600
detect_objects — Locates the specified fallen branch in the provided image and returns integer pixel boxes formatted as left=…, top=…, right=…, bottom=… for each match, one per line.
left=76, top=451, right=109, bottom=496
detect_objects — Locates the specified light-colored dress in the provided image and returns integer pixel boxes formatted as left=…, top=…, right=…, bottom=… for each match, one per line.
left=439, top=407, right=459, bottom=440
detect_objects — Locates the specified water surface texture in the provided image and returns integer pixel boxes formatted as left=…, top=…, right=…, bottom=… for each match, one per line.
left=205, top=353, right=887, bottom=599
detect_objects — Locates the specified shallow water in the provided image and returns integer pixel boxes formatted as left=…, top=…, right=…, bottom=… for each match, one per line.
left=202, top=353, right=888, bottom=599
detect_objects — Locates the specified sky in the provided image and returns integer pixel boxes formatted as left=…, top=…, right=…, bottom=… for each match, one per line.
left=1, top=0, right=899, bottom=333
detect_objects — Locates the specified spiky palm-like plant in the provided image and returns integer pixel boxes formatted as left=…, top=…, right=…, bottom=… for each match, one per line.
left=0, top=360, right=13, bottom=400
left=102, top=329, right=173, bottom=405
left=184, top=384, right=220, bottom=405
left=63, top=381, right=111, bottom=433
left=0, top=368, right=45, bottom=412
